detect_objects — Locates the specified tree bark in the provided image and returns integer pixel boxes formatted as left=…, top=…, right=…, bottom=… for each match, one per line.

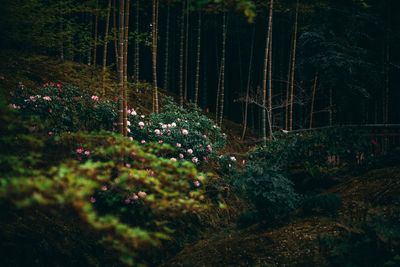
left=309, top=72, right=318, bottom=129
left=218, top=12, right=227, bottom=127
left=289, top=0, right=299, bottom=131
left=152, top=0, right=159, bottom=113
left=179, top=1, right=185, bottom=107
left=93, top=0, right=99, bottom=67
left=134, top=0, right=140, bottom=83
left=262, top=0, right=274, bottom=145
left=113, top=0, right=119, bottom=68
left=118, top=0, right=125, bottom=135
left=123, top=0, right=130, bottom=135
left=163, top=5, right=170, bottom=91
left=241, top=25, right=255, bottom=140
left=102, top=0, right=112, bottom=95
left=194, top=11, right=202, bottom=105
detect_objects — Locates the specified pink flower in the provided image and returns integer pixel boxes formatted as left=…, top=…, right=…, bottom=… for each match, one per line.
left=192, top=157, right=198, bottom=164
left=203, top=156, right=207, bottom=161
left=91, top=95, right=99, bottom=101
left=48, top=131, right=53, bottom=136
left=138, top=191, right=147, bottom=199
left=193, top=180, right=201, bottom=187
left=181, top=129, right=189, bottom=135
left=138, top=121, right=145, bottom=128
left=141, top=140, right=146, bottom=144
left=76, top=148, right=84, bottom=154
left=84, top=150, right=91, bottom=156
left=8, top=104, right=20, bottom=109
left=124, top=198, right=131, bottom=204
left=187, top=149, right=193, bottom=155
left=179, top=153, right=184, bottom=159
left=125, top=163, right=131, bottom=168
left=162, top=124, right=168, bottom=129
left=176, top=143, right=182, bottom=148
left=101, top=185, right=108, bottom=191
left=90, top=197, right=96, bottom=203
left=206, top=145, right=212, bottom=152
left=56, top=83, right=61, bottom=88
left=154, top=129, right=161, bottom=135
left=43, top=96, right=52, bottom=101
left=158, top=140, right=163, bottom=144
left=131, top=194, right=139, bottom=201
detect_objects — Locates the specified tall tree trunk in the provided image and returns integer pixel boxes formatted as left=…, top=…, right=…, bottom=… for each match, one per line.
left=88, top=13, right=93, bottom=65
left=102, top=0, right=112, bottom=95
left=241, top=25, right=255, bottom=140
left=118, top=0, right=125, bottom=135
left=268, top=22, right=273, bottom=131
left=163, top=5, right=170, bottom=91
left=262, top=0, right=274, bottom=145
left=184, top=0, right=190, bottom=101
left=179, top=1, right=185, bottom=107
left=194, top=11, right=202, bottom=105
left=309, top=72, right=318, bottom=129
left=285, top=28, right=293, bottom=130
left=218, top=12, right=227, bottom=126
left=329, top=87, right=333, bottom=126
left=113, top=0, right=119, bottom=68
left=152, top=0, right=159, bottom=113
left=289, top=0, right=299, bottom=131
left=134, top=0, right=140, bottom=83
left=123, top=0, right=130, bottom=136
left=93, top=0, right=99, bottom=67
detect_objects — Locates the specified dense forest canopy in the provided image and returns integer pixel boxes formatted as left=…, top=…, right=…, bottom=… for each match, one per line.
left=1, top=0, right=399, bottom=134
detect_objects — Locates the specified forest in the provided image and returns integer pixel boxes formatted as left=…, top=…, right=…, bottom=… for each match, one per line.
left=0, top=0, right=399, bottom=266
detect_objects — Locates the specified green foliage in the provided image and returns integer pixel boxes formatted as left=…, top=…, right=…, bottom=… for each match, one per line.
left=127, top=97, right=226, bottom=165
left=10, top=82, right=117, bottom=134
left=234, top=164, right=299, bottom=222
left=302, top=193, right=342, bottom=216
left=0, top=131, right=208, bottom=266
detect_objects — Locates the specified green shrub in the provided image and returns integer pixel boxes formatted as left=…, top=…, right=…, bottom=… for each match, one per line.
left=302, top=193, right=342, bottom=216
left=0, top=116, right=209, bottom=266
left=234, top=164, right=299, bottom=222
left=127, top=97, right=226, bottom=165
left=10, top=82, right=117, bottom=134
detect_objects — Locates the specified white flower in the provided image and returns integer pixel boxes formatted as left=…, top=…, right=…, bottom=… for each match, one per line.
left=43, top=96, right=52, bottom=101
left=230, top=156, right=237, bottom=162
left=129, top=137, right=133, bottom=141
left=192, top=157, right=198, bottom=164
left=193, top=180, right=201, bottom=187
left=176, top=143, right=182, bottom=148
left=138, top=121, right=145, bottom=127
left=181, top=129, right=189, bottom=135
left=171, top=122, right=177, bottom=128
left=127, top=128, right=131, bottom=133
left=154, top=129, right=161, bottom=135
left=187, top=149, right=193, bottom=154
left=170, top=158, right=177, bottom=162
left=141, top=140, right=146, bottom=144
left=179, top=153, right=184, bottom=159
left=206, top=144, right=212, bottom=152
left=127, top=121, right=131, bottom=126
left=140, top=115, right=145, bottom=119
left=162, top=124, right=168, bottom=129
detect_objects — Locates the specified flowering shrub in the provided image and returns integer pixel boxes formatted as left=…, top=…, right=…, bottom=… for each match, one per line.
left=10, top=82, right=117, bottom=133
left=0, top=130, right=208, bottom=266
left=127, top=97, right=226, bottom=165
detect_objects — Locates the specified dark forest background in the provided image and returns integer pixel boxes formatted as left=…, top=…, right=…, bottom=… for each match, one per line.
left=1, top=0, right=399, bottom=131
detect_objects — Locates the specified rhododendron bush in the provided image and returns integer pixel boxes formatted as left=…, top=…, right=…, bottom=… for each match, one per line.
left=127, top=97, right=226, bottom=165
left=0, top=131, right=209, bottom=266
left=0, top=99, right=211, bottom=266
left=10, top=82, right=117, bottom=133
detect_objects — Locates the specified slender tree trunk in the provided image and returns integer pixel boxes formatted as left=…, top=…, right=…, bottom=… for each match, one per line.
left=123, top=0, right=130, bottom=136
left=215, top=61, right=222, bottom=122
left=285, top=28, right=293, bottom=130
left=102, top=0, right=112, bottom=95
left=241, top=25, right=255, bottom=140
left=118, top=0, right=125, bottom=135
left=309, top=72, right=318, bottom=129
left=329, top=87, right=333, bottom=126
left=152, top=0, right=159, bottom=113
left=88, top=13, right=93, bottom=65
left=194, top=11, right=202, bottom=105
left=268, top=22, right=273, bottom=131
left=289, top=0, right=299, bottom=131
left=184, top=0, right=190, bottom=101
left=163, top=5, right=170, bottom=91
left=134, top=0, right=140, bottom=83
left=113, top=0, right=119, bottom=68
left=93, top=0, right=99, bottom=67
left=262, top=0, right=274, bottom=145
left=179, top=1, right=185, bottom=106
left=218, top=12, right=227, bottom=126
